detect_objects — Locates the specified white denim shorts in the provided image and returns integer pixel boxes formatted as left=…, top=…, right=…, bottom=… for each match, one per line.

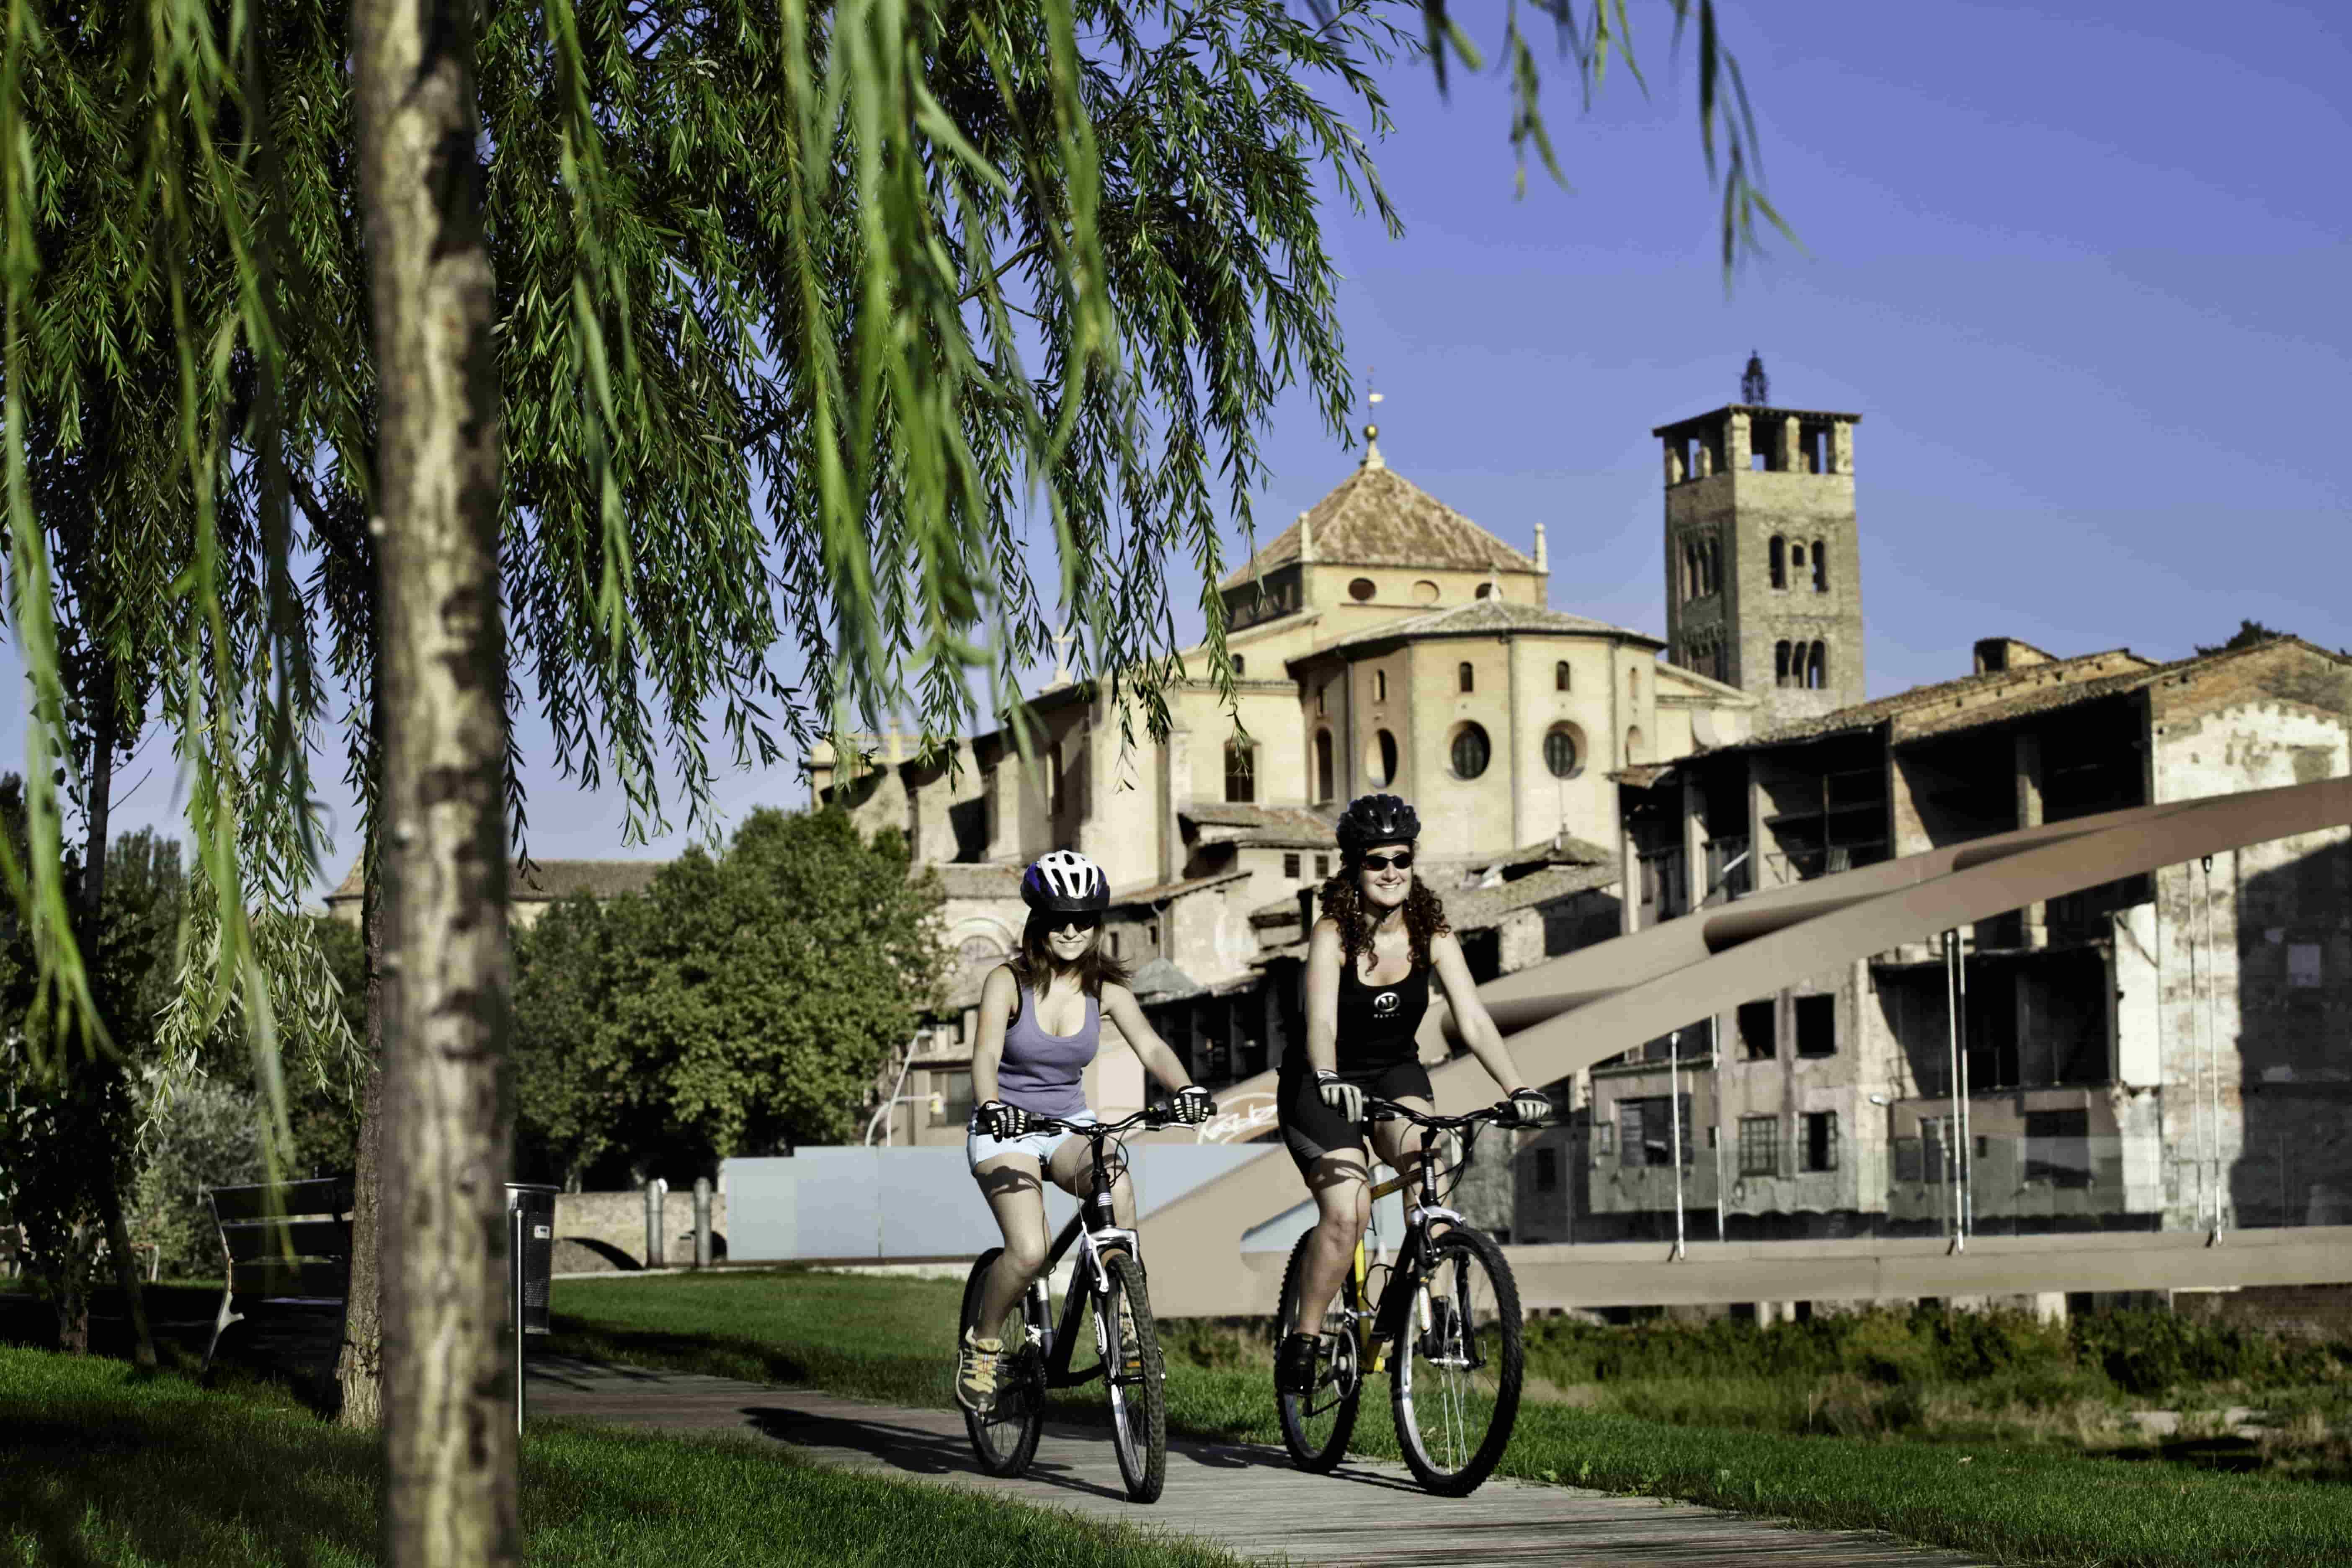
left=966, top=1107, right=1095, bottom=1174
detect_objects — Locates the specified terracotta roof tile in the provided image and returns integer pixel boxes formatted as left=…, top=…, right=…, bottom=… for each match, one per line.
left=1710, top=648, right=2156, bottom=753
left=1310, top=599, right=1658, bottom=658
left=1220, top=460, right=1540, bottom=591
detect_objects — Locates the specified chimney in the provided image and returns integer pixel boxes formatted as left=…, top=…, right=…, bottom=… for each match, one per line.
left=1532, top=522, right=1548, bottom=573
left=1297, top=509, right=1314, bottom=564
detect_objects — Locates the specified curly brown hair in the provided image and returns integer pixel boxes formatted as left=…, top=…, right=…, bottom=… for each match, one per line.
left=1318, top=861, right=1450, bottom=974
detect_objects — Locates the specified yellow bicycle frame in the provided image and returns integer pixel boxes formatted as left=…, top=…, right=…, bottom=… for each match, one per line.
left=1347, top=1165, right=1417, bottom=1374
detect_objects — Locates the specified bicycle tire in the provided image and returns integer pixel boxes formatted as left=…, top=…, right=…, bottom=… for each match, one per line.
left=1098, top=1248, right=1167, bottom=1503
left=1274, top=1229, right=1362, bottom=1473
left=1388, top=1225, right=1522, bottom=1496
left=959, top=1247, right=1044, bottom=1477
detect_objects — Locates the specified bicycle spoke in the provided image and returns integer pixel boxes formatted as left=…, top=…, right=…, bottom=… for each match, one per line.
left=1391, top=1228, right=1522, bottom=1496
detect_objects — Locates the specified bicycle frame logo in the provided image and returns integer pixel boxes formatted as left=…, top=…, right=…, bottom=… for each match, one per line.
left=1194, top=1090, right=1278, bottom=1145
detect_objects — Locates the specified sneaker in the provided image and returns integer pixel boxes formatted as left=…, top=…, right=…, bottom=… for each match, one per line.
left=956, top=1325, right=1003, bottom=1414
left=1274, top=1330, right=1323, bottom=1396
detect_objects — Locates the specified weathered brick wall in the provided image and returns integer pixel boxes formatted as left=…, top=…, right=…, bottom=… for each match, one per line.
left=554, top=1189, right=727, bottom=1269
left=2175, top=1284, right=2352, bottom=1343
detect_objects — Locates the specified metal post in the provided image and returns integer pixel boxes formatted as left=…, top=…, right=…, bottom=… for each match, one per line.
left=693, top=1177, right=713, bottom=1269
left=1712, top=1014, right=1727, bottom=1246
left=1947, top=926, right=1966, bottom=1241
left=1669, top=1029, right=1686, bottom=1260
left=512, top=1202, right=526, bottom=1437
left=1942, top=931, right=1963, bottom=1249
left=645, top=1177, right=668, bottom=1269
left=2200, top=855, right=2225, bottom=1240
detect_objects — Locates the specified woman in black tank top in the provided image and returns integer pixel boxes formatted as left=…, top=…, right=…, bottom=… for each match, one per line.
left=1272, top=794, right=1555, bottom=1397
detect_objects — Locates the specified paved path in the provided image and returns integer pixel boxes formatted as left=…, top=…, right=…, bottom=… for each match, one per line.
left=526, top=1356, right=1986, bottom=1566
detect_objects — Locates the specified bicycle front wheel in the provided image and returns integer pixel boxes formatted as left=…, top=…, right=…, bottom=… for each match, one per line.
left=960, top=1247, right=1044, bottom=1477
left=1097, top=1248, right=1166, bottom=1503
left=1274, top=1229, right=1362, bottom=1473
left=1389, top=1225, right=1522, bottom=1496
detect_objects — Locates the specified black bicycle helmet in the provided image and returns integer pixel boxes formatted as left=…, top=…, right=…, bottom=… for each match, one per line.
left=1021, top=848, right=1110, bottom=913
left=1335, top=792, right=1420, bottom=854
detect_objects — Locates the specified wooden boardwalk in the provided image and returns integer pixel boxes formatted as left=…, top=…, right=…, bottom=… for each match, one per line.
left=526, top=1357, right=1987, bottom=1566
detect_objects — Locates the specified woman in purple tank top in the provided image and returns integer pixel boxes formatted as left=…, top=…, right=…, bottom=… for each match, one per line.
left=955, top=850, right=1211, bottom=1414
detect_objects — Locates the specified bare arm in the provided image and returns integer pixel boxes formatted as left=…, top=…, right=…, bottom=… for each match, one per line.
left=1303, top=917, right=1344, bottom=1075
left=1099, top=983, right=1196, bottom=1096
left=1429, top=931, right=1530, bottom=1094
left=970, top=966, right=1018, bottom=1105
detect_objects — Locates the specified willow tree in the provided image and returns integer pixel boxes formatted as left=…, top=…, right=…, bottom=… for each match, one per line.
left=3, top=0, right=1778, bottom=1560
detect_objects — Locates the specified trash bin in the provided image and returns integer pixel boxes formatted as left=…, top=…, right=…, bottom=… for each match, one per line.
left=505, top=1183, right=560, bottom=1336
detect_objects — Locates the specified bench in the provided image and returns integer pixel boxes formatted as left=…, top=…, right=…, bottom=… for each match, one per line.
left=204, top=1178, right=354, bottom=1377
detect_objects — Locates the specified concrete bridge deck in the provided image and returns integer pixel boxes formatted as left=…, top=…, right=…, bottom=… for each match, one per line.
left=527, top=1354, right=1986, bottom=1566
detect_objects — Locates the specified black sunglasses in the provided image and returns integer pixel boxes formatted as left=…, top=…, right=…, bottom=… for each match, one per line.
left=1359, top=852, right=1413, bottom=872
left=1044, top=912, right=1103, bottom=932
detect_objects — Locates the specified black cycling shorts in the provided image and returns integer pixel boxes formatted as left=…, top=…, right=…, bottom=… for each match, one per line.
left=1276, top=1058, right=1434, bottom=1177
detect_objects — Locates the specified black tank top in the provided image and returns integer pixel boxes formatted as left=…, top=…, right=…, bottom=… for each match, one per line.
left=1334, top=954, right=1429, bottom=1073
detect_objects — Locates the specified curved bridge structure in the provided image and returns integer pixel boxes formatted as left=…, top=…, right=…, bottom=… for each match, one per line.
left=1137, top=775, right=2352, bottom=1318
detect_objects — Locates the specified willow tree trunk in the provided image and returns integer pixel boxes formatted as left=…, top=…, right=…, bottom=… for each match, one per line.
left=333, top=849, right=386, bottom=1429
left=351, top=0, right=514, bottom=1560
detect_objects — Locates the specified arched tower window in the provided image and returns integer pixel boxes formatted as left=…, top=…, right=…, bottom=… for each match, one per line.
left=1807, top=641, right=1828, bottom=690
left=1314, top=729, right=1334, bottom=803
left=1554, top=660, right=1571, bottom=692
left=1373, top=669, right=1387, bottom=704
left=1812, top=539, right=1828, bottom=591
left=1705, top=538, right=1720, bottom=595
left=1769, top=536, right=1787, bottom=590
left=1458, top=661, right=1475, bottom=694
left=1774, top=640, right=1792, bottom=687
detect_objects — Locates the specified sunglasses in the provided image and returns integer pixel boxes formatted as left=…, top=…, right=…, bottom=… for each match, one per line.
left=1359, top=852, right=1413, bottom=872
left=1045, top=913, right=1103, bottom=933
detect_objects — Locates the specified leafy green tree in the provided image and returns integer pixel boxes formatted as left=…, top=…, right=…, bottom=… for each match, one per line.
left=513, top=811, right=944, bottom=1183
left=2195, top=620, right=2292, bottom=656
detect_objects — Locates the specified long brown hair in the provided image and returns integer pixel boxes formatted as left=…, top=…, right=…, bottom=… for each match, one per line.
left=1008, top=912, right=1133, bottom=1002
left=1319, top=857, right=1449, bottom=974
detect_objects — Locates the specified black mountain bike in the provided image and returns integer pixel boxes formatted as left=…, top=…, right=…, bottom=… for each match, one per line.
left=959, top=1103, right=1205, bottom=1504
left=1274, top=1096, right=1530, bottom=1496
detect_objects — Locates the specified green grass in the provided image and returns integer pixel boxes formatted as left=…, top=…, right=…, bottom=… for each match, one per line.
left=546, top=1269, right=2352, bottom=1568
left=0, top=1344, right=1245, bottom=1567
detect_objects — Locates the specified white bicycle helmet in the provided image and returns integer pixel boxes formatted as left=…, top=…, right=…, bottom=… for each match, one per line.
left=1021, top=849, right=1109, bottom=913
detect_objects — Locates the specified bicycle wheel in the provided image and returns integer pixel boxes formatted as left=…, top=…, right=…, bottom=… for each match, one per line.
left=960, top=1248, right=1044, bottom=1477
left=1096, top=1248, right=1166, bottom=1503
left=1274, top=1230, right=1362, bottom=1473
left=1389, top=1225, right=1522, bottom=1496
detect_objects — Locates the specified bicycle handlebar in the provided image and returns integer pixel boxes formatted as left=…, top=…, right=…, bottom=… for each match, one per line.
left=1019, top=1102, right=1218, bottom=1139
left=1361, top=1095, right=1543, bottom=1132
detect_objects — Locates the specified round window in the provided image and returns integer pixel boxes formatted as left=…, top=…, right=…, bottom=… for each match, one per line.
left=1411, top=579, right=1439, bottom=604
left=1451, top=722, right=1491, bottom=780
left=1474, top=583, right=1494, bottom=600
left=1349, top=577, right=1376, bottom=601
left=1542, top=726, right=1582, bottom=779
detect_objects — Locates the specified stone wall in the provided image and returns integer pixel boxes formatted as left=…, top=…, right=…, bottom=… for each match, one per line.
left=554, top=1189, right=728, bottom=1270
left=2174, top=1283, right=2352, bottom=1343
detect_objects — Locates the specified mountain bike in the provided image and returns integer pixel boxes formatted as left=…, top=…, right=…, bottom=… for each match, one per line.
left=959, top=1102, right=1206, bottom=1504
left=1274, top=1096, right=1531, bottom=1496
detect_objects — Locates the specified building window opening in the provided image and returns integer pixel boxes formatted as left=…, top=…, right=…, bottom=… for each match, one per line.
left=1554, top=660, right=1571, bottom=692
left=1769, top=536, right=1787, bottom=590
left=1800, top=1111, right=1840, bottom=1173
left=1737, top=999, right=1775, bottom=1059
left=1367, top=728, right=1399, bottom=789
left=1794, top=993, right=1836, bottom=1056
left=1314, top=729, right=1334, bottom=802
left=1806, top=640, right=1827, bottom=690
left=1475, top=581, right=1496, bottom=600
left=1625, top=725, right=1644, bottom=762
left=1146, top=921, right=1160, bottom=949
left=1809, top=428, right=1829, bottom=474
left=1790, top=542, right=1805, bottom=571
left=1313, top=854, right=1330, bottom=879
left=1373, top=670, right=1387, bottom=704
left=1619, top=1095, right=1693, bottom=1168
left=1629, top=667, right=1639, bottom=699
left=1223, top=740, right=1256, bottom=804
left=1349, top=577, right=1376, bottom=601
left=1284, top=852, right=1302, bottom=879
left=1534, top=1147, right=1559, bottom=1194
left=1458, top=661, right=1475, bottom=694
left=1109, top=931, right=1124, bottom=959
left=1232, top=654, right=1246, bottom=676
left=1774, top=640, right=1792, bottom=687
left=1542, top=726, right=1581, bottom=779
left=1707, top=539, right=1721, bottom=593
left=1737, top=1115, right=1779, bottom=1177
left=1451, top=723, right=1491, bottom=780
left=2024, top=1109, right=2093, bottom=1188
left=1316, top=684, right=1327, bottom=715
left=1812, top=539, right=1828, bottom=592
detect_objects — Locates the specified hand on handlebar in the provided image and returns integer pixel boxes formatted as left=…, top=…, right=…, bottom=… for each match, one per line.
left=1500, top=1086, right=1553, bottom=1127
left=1315, top=1070, right=1365, bottom=1125
left=975, top=1100, right=1028, bottom=1139
left=1172, top=1085, right=1216, bottom=1125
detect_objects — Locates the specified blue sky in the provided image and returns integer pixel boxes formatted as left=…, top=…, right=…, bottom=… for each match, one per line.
left=8, top=0, right=2347, bottom=900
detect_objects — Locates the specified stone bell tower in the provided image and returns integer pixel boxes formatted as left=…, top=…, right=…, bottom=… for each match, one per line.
left=1654, top=358, right=1865, bottom=727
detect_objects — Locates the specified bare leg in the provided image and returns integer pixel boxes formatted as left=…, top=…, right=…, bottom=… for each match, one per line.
left=972, top=1155, right=1050, bottom=1328
left=1291, top=1153, right=1370, bottom=1336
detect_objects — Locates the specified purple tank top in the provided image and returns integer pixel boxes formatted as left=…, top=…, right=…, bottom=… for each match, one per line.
left=997, top=980, right=1096, bottom=1119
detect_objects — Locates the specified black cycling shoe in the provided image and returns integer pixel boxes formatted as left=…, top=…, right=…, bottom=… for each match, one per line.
left=1275, top=1331, right=1324, bottom=1396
